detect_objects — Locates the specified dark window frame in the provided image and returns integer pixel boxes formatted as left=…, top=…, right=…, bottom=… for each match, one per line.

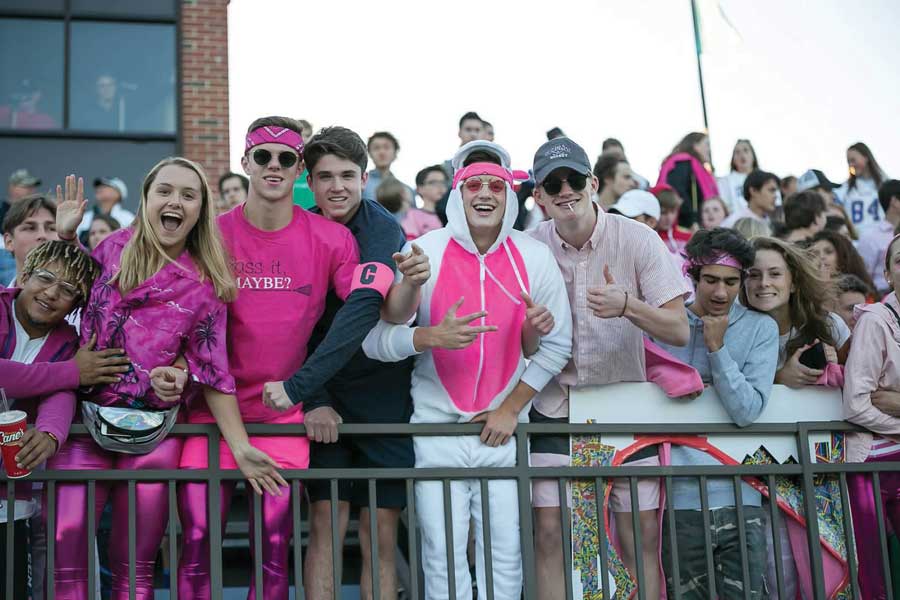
left=0, top=0, right=181, bottom=152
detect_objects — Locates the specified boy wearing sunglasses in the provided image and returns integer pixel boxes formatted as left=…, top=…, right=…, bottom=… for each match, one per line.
left=362, top=140, right=573, bottom=599
left=174, top=116, right=366, bottom=598
left=527, top=138, right=691, bottom=600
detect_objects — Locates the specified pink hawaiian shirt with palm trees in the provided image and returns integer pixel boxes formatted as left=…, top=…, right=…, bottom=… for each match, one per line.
left=80, top=228, right=235, bottom=408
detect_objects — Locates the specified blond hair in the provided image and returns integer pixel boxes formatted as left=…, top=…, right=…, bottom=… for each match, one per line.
left=111, top=157, right=236, bottom=301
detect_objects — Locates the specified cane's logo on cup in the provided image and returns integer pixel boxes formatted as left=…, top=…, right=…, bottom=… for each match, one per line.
left=1, top=430, right=23, bottom=445
left=0, top=409, right=30, bottom=478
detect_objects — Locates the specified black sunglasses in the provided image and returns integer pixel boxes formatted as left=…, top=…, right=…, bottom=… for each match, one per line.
left=540, top=172, right=589, bottom=196
left=252, top=148, right=299, bottom=169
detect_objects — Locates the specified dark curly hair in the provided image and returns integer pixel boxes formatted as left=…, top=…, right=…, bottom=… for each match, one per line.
left=683, top=227, right=755, bottom=281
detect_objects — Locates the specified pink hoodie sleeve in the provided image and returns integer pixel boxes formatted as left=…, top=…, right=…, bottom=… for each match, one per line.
left=0, top=358, right=80, bottom=397
left=34, top=390, right=77, bottom=446
left=842, top=313, right=900, bottom=435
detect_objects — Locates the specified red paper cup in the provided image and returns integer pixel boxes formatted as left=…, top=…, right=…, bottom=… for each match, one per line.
left=0, top=410, right=29, bottom=479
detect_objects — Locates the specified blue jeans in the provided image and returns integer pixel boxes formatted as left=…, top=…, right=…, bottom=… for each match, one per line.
left=662, top=506, right=766, bottom=599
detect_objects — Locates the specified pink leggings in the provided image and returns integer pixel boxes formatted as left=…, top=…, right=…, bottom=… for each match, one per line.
left=44, top=435, right=183, bottom=600
left=177, top=481, right=297, bottom=599
left=177, top=426, right=306, bottom=599
left=848, top=449, right=900, bottom=600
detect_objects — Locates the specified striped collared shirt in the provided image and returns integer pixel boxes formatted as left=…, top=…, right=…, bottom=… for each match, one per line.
left=528, top=207, right=691, bottom=418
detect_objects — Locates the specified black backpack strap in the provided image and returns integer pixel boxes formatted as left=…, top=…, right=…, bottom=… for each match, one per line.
left=885, top=303, right=900, bottom=330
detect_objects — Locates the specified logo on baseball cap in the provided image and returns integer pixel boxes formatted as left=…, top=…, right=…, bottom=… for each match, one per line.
left=532, top=137, right=592, bottom=184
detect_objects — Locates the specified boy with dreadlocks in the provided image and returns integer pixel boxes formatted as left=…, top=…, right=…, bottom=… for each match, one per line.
left=0, top=240, right=102, bottom=598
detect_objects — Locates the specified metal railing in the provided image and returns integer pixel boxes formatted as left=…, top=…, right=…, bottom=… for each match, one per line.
left=3, top=420, right=899, bottom=600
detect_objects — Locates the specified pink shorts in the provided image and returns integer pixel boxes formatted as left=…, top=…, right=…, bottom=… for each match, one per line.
left=608, top=455, right=661, bottom=513
left=180, top=409, right=309, bottom=470
left=531, top=452, right=571, bottom=508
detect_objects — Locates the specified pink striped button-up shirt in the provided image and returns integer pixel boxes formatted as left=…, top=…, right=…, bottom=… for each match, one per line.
left=528, top=208, right=691, bottom=418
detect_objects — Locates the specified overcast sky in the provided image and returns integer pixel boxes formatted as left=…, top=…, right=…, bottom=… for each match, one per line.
left=228, top=0, right=900, bottom=188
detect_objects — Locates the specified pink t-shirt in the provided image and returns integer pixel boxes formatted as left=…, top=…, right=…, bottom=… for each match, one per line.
left=188, top=204, right=359, bottom=423
left=401, top=208, right=443, bottom=240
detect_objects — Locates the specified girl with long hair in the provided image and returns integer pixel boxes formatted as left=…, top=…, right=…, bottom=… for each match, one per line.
left=843, top=233, right=900, bottom=599
left=656, top=132, right=719, bottom=229
left=48, top=159, right=286, bottom=600
left=717, top=139, right=759, bottom=214
left=806, top=229, right=875, bottom=294
left=837, top=142, right=888, bottom=232
left=740, top=237, right=851, bottom=388
left=741, top=237, right=853, bottom=598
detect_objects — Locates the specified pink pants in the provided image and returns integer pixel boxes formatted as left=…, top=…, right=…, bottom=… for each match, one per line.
left=44, top=435, right=183, bottom=600
left=848, top=448, right=900, bottom=600
left=177, top=430, right=306, bottom=600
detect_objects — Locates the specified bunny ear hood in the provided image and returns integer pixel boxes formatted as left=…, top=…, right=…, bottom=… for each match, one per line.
left=446, top=142, right=527, bottom=256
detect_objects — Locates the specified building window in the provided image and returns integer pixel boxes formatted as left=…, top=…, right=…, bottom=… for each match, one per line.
left=0, top=18, right=65, bottom=130
left=69, top=21, right=176, bottom=134
left=71, top=0, right=175, bottom=19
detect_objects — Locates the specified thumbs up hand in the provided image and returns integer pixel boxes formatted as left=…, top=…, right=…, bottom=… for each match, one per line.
left=392, top=243, right=430, bottom=287
left=521, top=291, right=554, bottom=336
left=586, top=264, right=630, bottom=319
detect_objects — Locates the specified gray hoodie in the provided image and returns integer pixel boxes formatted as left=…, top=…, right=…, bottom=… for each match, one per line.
left=655, top=301, right=779, bottom=509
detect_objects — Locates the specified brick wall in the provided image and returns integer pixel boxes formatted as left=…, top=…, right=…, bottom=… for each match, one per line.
left=180, top=0, right=230, bottom=191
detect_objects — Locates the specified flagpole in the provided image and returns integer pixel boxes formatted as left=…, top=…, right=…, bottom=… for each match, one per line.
left=690, top=0, right=712, bottom=165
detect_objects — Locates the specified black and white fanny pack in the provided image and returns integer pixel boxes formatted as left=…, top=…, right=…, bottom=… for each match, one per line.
left=81, top=402, right=179, bottom=455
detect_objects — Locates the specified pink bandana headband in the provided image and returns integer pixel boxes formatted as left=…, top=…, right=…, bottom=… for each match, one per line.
left=452, top=162, right=529, bottom=189
left=245, top=126, right=304, bottom=155
left=681, top=252, right=743, bottom=277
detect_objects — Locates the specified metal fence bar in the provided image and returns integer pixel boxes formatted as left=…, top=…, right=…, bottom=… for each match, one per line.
left=329, top=478, right=340, bottom=600
left=441, top=479, right=456, bottom=600
left=168, top=480, right=178, bottom=599
left=765, top=475, right=786, bottom=599
left=479, top=478, right=494, bottom=600
left=5, top=481, right=13, bottom=600
left=594, top=477, right=612, bottom=600
left=207, top=427, right=223, bottom=600
left=252, top=490, right=263, bottom=600
left=871, top=472, right=895, bottom=600
left=46, top=480, right=55, bottom=600
left=557, top=478, right=574, bottom=600
left=86, top=480, right=96, bottom=600
left=796, top=426, right=826, bottom=599
left=837, top=473, right=860, bottom=600
left=628, top=476, right=647, bottom=600
left=731, top=476, right=751, bottom=600
left=291, top=480, right=304, bottom=598
left=127, top=480, right=136, bottom=600
left=664, top=475, right=682, bottom=600
left=516, top=435, right=537, bottom=600
left=367, top=478, right=381, bottom=600
left=405, top=479, right=420, bottom=600
left=697, top=476, right=716, bottom=600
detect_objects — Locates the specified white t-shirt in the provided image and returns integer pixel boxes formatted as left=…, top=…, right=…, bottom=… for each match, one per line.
left=776, top=311, right=852, bottom=369
left=836, top=177, right=885, bottom=233
left=1, top=300, right=50, bottom=523
left=75, top=203, right=136, bottom=237
left=717, top=171, right=748, bottom=214
left=721, top=206, right=769, bottom=229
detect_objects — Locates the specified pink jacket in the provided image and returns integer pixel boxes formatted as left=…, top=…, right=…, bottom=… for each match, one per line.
left=842, top=292, right=900, bottom=463
left=656, top=152, right=719, bottom=201
left=0, top=287, right=79, bottom=446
